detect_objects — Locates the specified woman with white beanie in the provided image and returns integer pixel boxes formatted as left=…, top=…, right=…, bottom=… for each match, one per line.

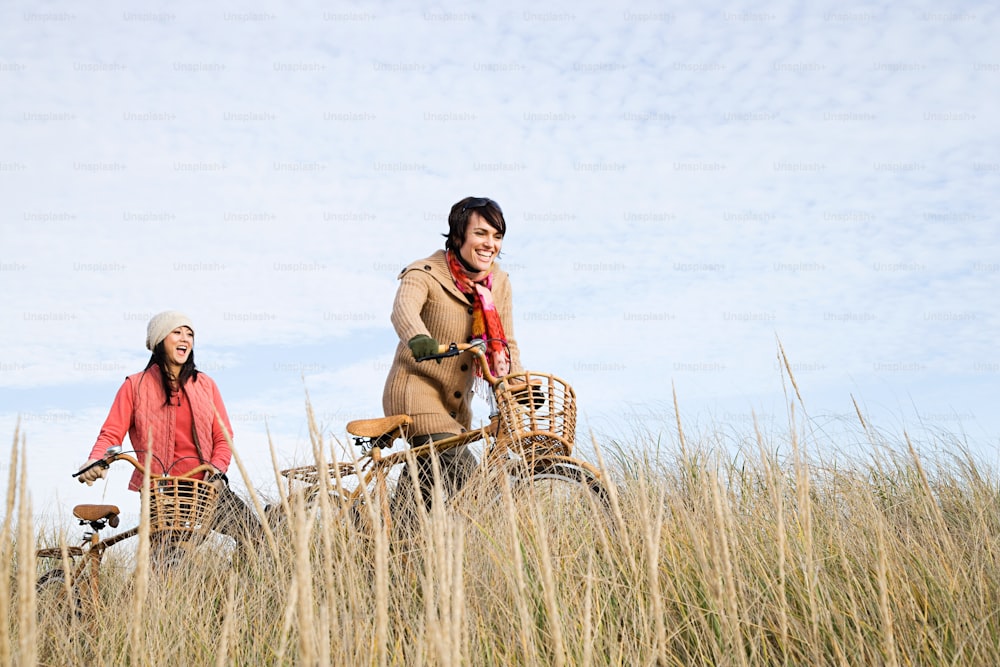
left=77, top=310, right=262, bottom=554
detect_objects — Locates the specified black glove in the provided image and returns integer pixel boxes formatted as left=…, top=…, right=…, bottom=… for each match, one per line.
left=408, top=334, right=439, bottom=360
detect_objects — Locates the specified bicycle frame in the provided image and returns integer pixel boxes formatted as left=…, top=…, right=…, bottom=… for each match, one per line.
left=281, top=425, right=491, bottom=530
left=37, top=518, right=138, bottom=621
left=36, top=449, right=217, bottom=620
left=279, top=341, right=604, bottom=537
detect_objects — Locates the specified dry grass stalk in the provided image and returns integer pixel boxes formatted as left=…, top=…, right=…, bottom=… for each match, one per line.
left=710, top=465, right=746, bottom=667
left=590, top=434, right=630, bottom=568
left=529, top=496, right=566, bottom=667
left=214, top=570, right=238, bottom=667
left=129, top=443, right=154, bottom=664
left=753, top=412, right=789, bottom=662
left=788, top=403, right=821, bottom=665
left=372, top=473, right=390, bottom=667
left=640, top=465, right=668, bottom=666
left=271, top=480, right=316, bottom=662
left=308, top=435, right=340, bottom=648
left=499, top=462, right=536, bottom=663
left=227, top=434, right=279, bottom=561
left=275, top=515, right=299, bottom=663
left=582, top=552, right=595, bottom=667
left=776, top=337, right=803, bottom=407
left=672, top=380, right=686, bottom=452
left=1, top=430, right=19, bottom=667
left=16, top=437, right=38, bottom=667
left=851, top=394, right=868, bottom=433
left=292, top=481, right=317, bottom=665
left=413, top=447, right=464, bottom=665
left=875, top=517, right=899, bottom=667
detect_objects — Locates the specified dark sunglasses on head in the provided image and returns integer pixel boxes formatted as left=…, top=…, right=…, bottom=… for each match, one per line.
left=462, top=197, right=502, bottom=214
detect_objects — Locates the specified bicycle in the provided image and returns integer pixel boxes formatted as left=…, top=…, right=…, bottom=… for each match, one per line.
left=277, top=339, right=610, bottom=541
left=35, top=446, right=220, bottom=625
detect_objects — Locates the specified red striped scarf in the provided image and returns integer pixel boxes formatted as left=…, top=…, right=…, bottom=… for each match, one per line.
left=446, top=250, right=510, bottom=379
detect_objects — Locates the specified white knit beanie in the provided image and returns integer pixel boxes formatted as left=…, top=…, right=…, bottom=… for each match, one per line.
left=146, top=310, right=194, bottom=350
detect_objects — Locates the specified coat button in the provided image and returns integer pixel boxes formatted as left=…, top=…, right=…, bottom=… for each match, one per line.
left=424, top=265, right=432, bottom=270
left=453, top=391, right=462, bottom=399
left=460, top=364, right=468, bottom=371
left=467, top=307, right=474, bottom=314
left=449, top=411, right=457, bottom=418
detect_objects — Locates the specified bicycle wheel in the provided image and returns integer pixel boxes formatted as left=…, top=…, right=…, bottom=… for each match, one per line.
left=150, top=534, right=191, bottom=572
left=466, top=459, right=612, bottom=570
left=269, top=481, right=374, bottom=551
left=36, top=568, right=81, bottom=627
left=276, top=463, right=366, bottom=524
left=514, top=459, right=610, bottom=517
left=456, top=458, right=607, bottom=521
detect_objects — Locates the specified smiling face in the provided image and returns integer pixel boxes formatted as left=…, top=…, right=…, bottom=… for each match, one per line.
left=161, top=326, right=194, bottom=376
left=458, top=212, right=504, bottom=276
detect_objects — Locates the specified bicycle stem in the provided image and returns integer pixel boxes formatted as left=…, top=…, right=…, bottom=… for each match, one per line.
left=429, top=341, right=500, bottom=386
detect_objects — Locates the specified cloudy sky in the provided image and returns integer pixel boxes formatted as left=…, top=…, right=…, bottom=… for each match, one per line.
left=2, top=0, right=997, bottom=521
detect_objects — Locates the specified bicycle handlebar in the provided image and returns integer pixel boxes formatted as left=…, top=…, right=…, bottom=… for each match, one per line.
left=415, top=340, right=500, bottom=386
left=73, top=448, right=217, bottom=481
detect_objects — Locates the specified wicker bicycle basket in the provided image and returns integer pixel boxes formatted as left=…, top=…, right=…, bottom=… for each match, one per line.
left=147, top=477, right=218, bottom=537
left=494, top=372, right=577, bottom=458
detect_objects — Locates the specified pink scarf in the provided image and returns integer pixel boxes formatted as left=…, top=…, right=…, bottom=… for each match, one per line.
left=446, top=250, right=510, bottom=378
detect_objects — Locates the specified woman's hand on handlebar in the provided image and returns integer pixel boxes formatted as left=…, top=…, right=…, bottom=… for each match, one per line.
left=74, top=448, right=215, bottom=483
left=413, top=340, right=498, bottom=384
left=408, top=334, right=440, bottom=359
left=207, top=466, right=229, bottom=490
left=77, top=459, right=108, bottom=485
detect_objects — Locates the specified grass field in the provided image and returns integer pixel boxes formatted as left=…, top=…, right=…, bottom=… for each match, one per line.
left=7, top=401, right=1000, bottom=666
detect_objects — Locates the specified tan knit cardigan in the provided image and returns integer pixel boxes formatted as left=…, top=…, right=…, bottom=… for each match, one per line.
left=382, top=249, right=522, bottom=436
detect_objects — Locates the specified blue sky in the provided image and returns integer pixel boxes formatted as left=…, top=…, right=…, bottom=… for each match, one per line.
left=2, top=0, right=997, bottom=521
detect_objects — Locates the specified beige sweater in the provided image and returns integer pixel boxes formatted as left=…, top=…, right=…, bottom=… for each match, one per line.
left=382, top=249, right=522, bottom=436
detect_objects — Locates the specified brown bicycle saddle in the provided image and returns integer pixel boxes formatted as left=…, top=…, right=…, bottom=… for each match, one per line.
left=73, top=504, right=121, bottom=523
left=346, top=414, right=412, bottom=439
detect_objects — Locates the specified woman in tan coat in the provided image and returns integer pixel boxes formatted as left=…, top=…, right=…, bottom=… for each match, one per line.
left=383, top=196, right=521, bottom=508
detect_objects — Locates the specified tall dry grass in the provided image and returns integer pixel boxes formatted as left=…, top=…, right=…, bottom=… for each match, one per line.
left=10, top=408, right=1000, bottom=665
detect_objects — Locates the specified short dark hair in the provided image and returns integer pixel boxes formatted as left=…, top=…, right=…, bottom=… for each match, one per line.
left=444, top=197, right=506, bottom=252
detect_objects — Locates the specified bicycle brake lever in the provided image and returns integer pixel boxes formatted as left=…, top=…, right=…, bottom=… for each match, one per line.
left=72, top=459, right=110, bottom=478
left=415, top=342, right=461, bottom=363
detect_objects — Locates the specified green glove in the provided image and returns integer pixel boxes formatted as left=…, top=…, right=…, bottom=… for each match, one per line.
left=408, top=334, right=439, bottom=360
